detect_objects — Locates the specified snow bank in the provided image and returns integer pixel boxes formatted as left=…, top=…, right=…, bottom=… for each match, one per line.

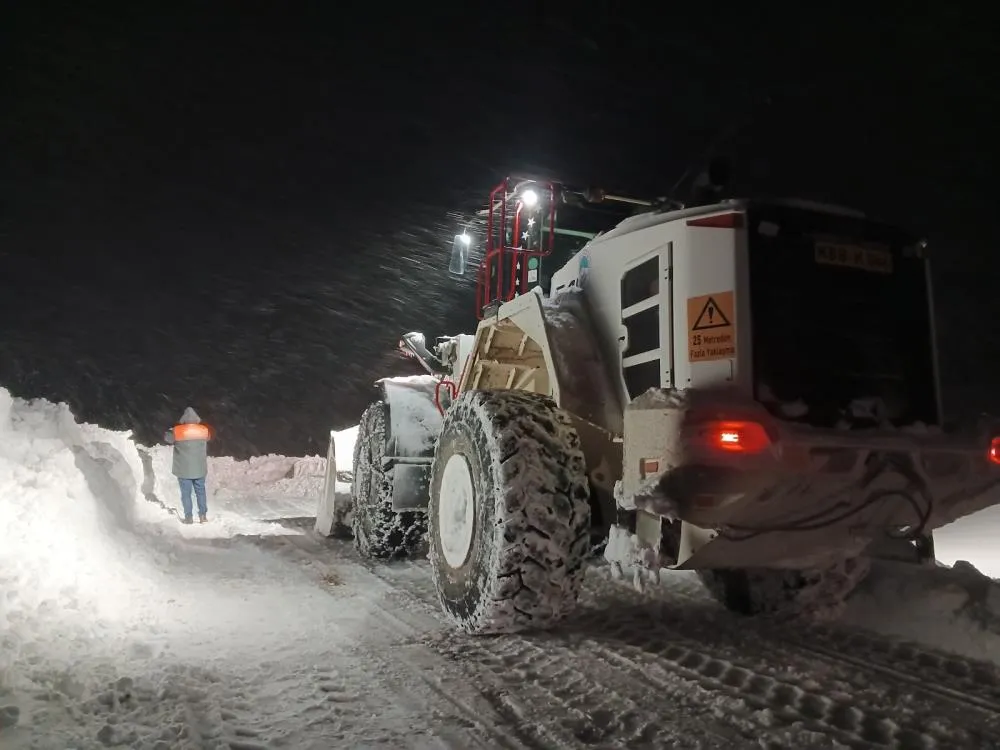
left=0, top=387, right=374, bottom=748
left=209, top=453, right=324, bottom=490
left=146, top=447, right=323, bottom=502
left=843, top=558, right=1000, bottom=664
left=143, top=444, right=325, bottom=537
left=934, top=507, right=1000, bottom=579
left=0, top=387, right=171, bottom=695
left=0, top=387, right=330, bottom=688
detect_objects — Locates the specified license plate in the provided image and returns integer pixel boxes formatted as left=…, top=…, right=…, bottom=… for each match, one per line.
left=815, top=241, right=893, bottom=274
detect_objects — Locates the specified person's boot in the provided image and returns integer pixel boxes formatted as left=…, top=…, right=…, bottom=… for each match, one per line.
left=182, top=516, right=194, bottom=525
left=199, top=514, right=207, bottom=524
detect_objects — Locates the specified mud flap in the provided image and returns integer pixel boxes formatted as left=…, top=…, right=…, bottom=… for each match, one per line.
left=390, top=459, right=432, bottom=512
left=569, top=416, right=621, bottom=537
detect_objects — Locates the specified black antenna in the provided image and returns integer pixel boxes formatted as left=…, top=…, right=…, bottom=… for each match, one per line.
left=666, top=91, right=779, bottom=205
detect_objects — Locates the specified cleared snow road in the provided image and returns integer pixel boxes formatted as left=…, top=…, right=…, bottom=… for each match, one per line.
left=240, top=529, right=1000, bottom=750
left=5, top=388, right=1000, bottom=749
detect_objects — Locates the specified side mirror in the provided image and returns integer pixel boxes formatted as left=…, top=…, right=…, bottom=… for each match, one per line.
left=449, top=233, right=471, bottom=276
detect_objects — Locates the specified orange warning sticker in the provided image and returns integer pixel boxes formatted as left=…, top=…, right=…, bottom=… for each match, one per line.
left=688, top=291, right=736, bottom=362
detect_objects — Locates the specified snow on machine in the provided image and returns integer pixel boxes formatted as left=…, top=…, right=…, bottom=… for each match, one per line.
left=316, top=170, right=1000, bottom=635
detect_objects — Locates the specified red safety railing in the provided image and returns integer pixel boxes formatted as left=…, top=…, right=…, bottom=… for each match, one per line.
left=475, top=177, right=559, bottom=319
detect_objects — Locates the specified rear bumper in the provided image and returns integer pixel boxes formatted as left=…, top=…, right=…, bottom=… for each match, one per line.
left=623, top=388, right=1000, bottom=568
left=664, top=435, right=1000, bottom=533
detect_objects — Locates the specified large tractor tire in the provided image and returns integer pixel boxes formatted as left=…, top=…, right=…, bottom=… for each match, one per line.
left=428, top=389, right=592, bottom=635
left=697, top=556, right=871, bottom=620
left=351, top=400, right=427, bottom=560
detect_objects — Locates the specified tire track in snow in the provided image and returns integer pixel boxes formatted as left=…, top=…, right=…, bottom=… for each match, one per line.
left=788, top=627, right=1000, bottom=713
left=343, top=607, right=550, bottom=750
left=783, top=638, right=1000, bottom=719
left=360, top=590, right=595, bottom=750
left=580, top=568, right=1000, bottom=748
left=369, top=556, right=1000, bottom=748
left=339, top=547, right=742, bottom=748
left=570, top=611, right=935, bottom=749
left=606, top=568, right=1000, bottom=727
left=362, top=561, right=813, bottom=747
left=63, top=662, right=264, bottom=749
left=250, top=532, right=547, bottom=749
left=428, top=624, right=757, bottom=748
left=655, top=570, right=1000, bottom=699
left=430, top=605, right=950, bottom=749
left=251, top=531, right=1000, bottom=748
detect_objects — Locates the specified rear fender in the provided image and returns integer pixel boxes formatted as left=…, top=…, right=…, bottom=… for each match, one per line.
left=459, top=289, right=624, bottom=531
left=389, top=460, right=434, bottom=511
left=460, top=288, right=623, bottom=435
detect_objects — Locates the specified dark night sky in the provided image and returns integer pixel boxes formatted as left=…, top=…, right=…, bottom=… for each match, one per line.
left=2, top=5, right=998, bottom=457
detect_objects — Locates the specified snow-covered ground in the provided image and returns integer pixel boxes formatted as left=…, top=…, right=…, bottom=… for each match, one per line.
left=934, top=510, right=1000, bottom=579
left=5, top=387, right=1000, bottom=748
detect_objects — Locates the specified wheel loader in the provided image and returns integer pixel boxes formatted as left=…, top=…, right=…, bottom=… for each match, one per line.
left=316, top=173, right=1000, bottom=635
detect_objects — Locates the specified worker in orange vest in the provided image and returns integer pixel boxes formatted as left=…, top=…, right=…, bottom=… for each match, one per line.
left=164, top=407, right=215, bottom=524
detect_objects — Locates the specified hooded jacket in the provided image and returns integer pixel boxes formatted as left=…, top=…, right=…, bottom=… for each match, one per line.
left=164, top=407, right=214, bottom=479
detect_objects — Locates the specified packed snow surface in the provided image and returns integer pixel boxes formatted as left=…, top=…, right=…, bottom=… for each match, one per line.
left=5, top=385, right=1000, bottom=748
left=842, top=558, right=1000, bottom=664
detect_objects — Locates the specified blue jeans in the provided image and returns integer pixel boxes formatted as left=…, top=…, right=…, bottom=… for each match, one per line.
left=178, top=477, right=208, bottom=519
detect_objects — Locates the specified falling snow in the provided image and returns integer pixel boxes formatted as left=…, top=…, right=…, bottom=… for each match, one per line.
left=0, top=202, right=485, bottom=460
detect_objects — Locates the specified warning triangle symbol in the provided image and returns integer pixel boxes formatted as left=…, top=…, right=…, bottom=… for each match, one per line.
left=692, top=296, right=731, bottom=331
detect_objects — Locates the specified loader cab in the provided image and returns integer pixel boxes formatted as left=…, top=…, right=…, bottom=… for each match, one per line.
left=448, top=177, right=651, bottom=319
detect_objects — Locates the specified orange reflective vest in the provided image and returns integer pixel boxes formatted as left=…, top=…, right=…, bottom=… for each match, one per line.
left=173, top=422, right=214, bottom=442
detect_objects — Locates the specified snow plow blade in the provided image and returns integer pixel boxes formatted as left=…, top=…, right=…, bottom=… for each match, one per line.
left=626, top=389, right=1000, bottom=570
left=315, top=425, right=358, bottom=537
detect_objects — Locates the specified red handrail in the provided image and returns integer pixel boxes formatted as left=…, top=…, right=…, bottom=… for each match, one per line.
left=434, top=378, right=458, bottom=415
left=475, top=178, right=558, bottom=319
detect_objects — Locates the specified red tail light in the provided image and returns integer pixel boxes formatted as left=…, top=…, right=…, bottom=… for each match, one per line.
left=686, top=212, right=745, bottom=229
left=701, top=420, right=771, bottom=454
left=989, top=437, right=1000, bottom=465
